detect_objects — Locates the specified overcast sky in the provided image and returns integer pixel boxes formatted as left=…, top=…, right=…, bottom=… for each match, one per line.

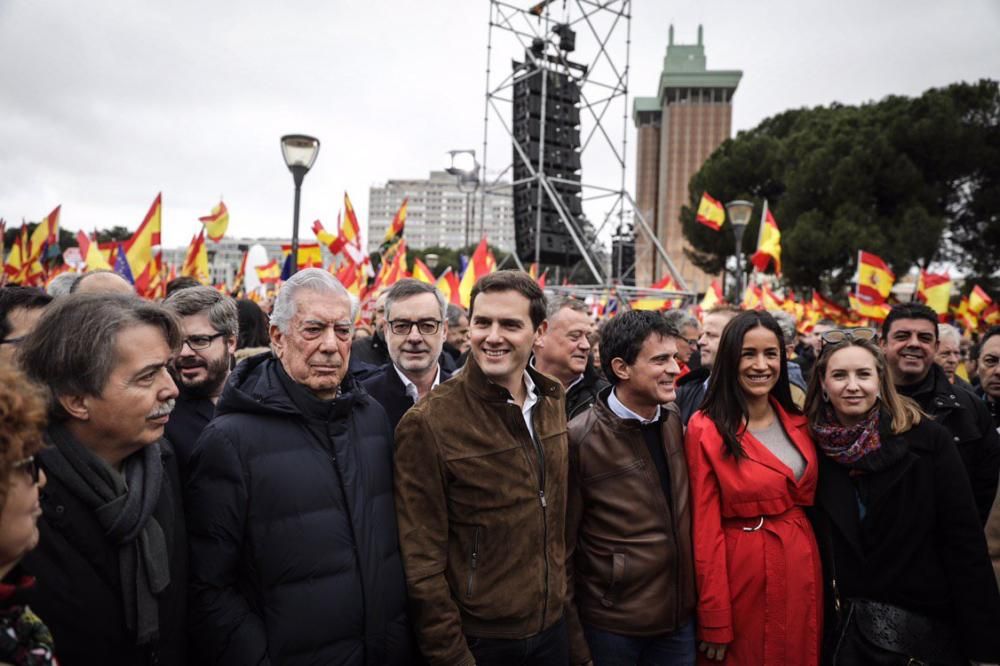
left=2, top=0, right=998, bottom=250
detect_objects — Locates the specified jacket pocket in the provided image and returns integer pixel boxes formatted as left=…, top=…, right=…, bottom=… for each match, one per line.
left=466, top=526, right=482, bottom=597
left=584, top=459, right=643, bottom=484
left=599, top=551, right=626, bottom=608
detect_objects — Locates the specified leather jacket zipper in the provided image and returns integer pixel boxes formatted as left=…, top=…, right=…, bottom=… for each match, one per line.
left=530, top=429, right=549, bottom=633
left=466, top=526, right=481, bottom=597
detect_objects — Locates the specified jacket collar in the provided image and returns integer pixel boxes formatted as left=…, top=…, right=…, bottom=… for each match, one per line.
left=742, top=398, right=812, bottom=481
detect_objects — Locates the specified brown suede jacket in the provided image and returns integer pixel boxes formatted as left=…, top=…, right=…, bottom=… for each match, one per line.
left=394, top=358, right=569, bottom=665
left=564, top=391, right=696, bottom=665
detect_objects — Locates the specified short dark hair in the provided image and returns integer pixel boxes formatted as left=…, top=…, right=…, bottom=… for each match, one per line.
left=881, top=303, right=939, bottom=341
left=470, top=270, right=547, bottom=329
left=600, top=311, right=678, bottom=387
left=165, top=276, right=202, bottom=297
left=20, top=294, right=181, bottom=421
left=980, top=325, right=1000, bottom=350
left=163, top=286, right=239, bottom=339
left=385, top=278, right=447, bottom=321
left=0, top=286, right=53, bottom=341
left=701, top=310, right=799, bottom=458
left=236, top=299, right=271, bottom=350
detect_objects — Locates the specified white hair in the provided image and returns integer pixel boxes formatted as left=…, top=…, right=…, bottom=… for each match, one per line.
left=938, top=323, right=961, bottom=347
left=270, top=268, right=358, bottom=333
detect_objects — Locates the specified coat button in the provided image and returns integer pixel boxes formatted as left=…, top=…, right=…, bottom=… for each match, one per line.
left=954, top=436, right=960, bottom=441
left=55, top=505, right=65, bottom=515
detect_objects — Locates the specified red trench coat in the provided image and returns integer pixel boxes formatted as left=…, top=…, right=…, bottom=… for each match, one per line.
left=685, top=402, right=822, bottom=666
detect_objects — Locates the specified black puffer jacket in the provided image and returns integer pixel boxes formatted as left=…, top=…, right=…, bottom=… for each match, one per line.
left=186, top=353, right=413, bottom=665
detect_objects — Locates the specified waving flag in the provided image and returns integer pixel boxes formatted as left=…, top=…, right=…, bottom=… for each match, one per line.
left=916, top=271, right=951, bottom=319
left=435, top=267, right=462, bottom=306
left=857, top=251, right=894, bottom=301
left=969, top=285, right=993, bottom=314
left=383, top=198, right=408, bottom=245
left=199, top=201, right=230, bottom=242
left=458, top=238, right=496, bottom=308
left=181, top=230, right=210, bottom=284
left=750, top=200, right=781, bottom=274
left=696, top=193, right=725, bottom=231
left=125, top=194, right=163, bottom=298
left=699, top=280, right=724, bottom=311
left=113, top=243, right=135, bottom=285
left=411, top=258, right=435, bottom=284
left=76, top=231, right=112, bottom=271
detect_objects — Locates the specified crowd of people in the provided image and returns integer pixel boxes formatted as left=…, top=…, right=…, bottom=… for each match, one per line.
left=0, top=267, right=999, bottom=666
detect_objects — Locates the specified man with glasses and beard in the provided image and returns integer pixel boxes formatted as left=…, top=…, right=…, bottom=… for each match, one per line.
left=163, top=287, right=238, bottom=475
left=361, top=279, right=453, bottom=431
left=18, top=293, right=188, bottom=666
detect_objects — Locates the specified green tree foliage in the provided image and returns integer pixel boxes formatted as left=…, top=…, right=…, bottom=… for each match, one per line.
left=682, top=80, right=1000, bottom=298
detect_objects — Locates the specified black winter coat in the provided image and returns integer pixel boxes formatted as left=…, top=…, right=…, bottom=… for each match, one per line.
left=24, top=439, right=188, bottom=666
left=675, top=367, right=709, bottom=426
left=898, top=363, right=1000, bottom=523
left=565, top=362, right=610, bottom=421
left=360, top=363, right=454, bottom=433
left=813, top=416, right=1000, bottom=663
left=185, top=354, right=414, bottom=666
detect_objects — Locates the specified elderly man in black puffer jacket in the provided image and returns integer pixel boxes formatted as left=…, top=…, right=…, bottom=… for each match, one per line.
left=186, top=269, right=414, bottom=665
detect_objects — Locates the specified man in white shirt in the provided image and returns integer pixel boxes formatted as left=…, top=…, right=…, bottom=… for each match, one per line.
left=361, top=279, right=452, bottom=431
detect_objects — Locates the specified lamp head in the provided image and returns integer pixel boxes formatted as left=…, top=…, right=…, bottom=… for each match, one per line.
left=725, top=199, right=754, bottom=229
left=280, top=135, right=321, bottom=181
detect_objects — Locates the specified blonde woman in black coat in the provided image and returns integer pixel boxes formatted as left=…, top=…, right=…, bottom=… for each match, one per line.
left=805, top=331, right=1000, bottom=665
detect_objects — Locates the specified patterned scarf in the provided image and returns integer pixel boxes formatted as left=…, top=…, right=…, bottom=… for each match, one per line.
left=812, top=404, right=900, bottom=473
left=0, top=574, right=58, bottom=665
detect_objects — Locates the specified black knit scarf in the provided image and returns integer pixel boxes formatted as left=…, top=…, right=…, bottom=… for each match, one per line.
left=42, top=424, right=169, bottom=645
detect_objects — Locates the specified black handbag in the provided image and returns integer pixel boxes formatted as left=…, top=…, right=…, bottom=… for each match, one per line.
left=831, top=598, right=965, bottom=666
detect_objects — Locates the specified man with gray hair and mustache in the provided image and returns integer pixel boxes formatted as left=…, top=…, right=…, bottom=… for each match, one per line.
left=18, top=292, right=189, bottom=665
left=185, top=268, right=414, bottom=665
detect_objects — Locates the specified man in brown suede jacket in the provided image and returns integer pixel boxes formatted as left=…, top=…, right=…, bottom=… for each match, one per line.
left=565, top=310, right=696, bottom=665
left=394, top=270, right=569, bottom=665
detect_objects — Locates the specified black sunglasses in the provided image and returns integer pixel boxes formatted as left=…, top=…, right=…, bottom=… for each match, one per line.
left=820, top=327, right=878, bottom=347
left=13, top=456, right=40, bottom=485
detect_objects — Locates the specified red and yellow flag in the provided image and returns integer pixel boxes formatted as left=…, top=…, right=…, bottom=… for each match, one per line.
left=916, top=271, right=951, bottom=319
left=458, top=238, right=497, bottom=308
left=435, top=267, right=462, bottom=306
left=280, top=242, right=323, bottom=270
left=750, top=200, right=781, bottom=274
left=76, top=231, right=113, bottom=272
left=411, top=258, right=435, bottom=285
left=181, top=229, right=210, bottom=284
left=969, top=285, right=993, bottom=314
left=383, top=198, right=408, bottom=244
left=857, top=250, right=894, bottom=301
left=742, top=284, right=763, bottom=310
left=849, top=292, right=890, bottom=321
left=696, top=193, right=725, bottom=231
left=761, top=284, right=784, bottom=310
left=125, top=194, right=163, bottom=298
left=699, top=280, right=724, bottom=311
left=255, top=259, right=281, bottom=284
left=199, top=201, right=229, bottom=242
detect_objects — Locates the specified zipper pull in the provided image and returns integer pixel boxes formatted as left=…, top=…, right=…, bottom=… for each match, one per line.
left=539, top=490, right=547, bottom=508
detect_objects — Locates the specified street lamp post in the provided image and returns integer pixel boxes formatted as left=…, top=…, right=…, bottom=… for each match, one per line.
left=446, top=149, right=480, bottom=250
left=725, top=199, right=754, bottom=302
left=280, top=134, right=321, bottom=275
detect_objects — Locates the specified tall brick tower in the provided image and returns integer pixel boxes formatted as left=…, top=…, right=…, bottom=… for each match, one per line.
left=632, top=25, right=741, bottom=292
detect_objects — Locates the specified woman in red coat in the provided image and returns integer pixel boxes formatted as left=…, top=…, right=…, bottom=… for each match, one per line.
left=685, top=310, right=822, bottom=665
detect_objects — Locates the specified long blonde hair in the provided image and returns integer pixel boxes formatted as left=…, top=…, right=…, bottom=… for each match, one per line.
left=805, top=338, right=924, bottom=434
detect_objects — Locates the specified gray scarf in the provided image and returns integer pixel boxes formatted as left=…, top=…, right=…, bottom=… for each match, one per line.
left=43, top=424, right=170, bottom=645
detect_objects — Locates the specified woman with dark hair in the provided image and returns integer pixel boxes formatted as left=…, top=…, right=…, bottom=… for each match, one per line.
left=684, top=310, right=822, bottom=664
left=0, top=363, right=57, bottom=665
left=234, top=299, right=271, bottom=363
left=805, top=331, right=1000, bottom=664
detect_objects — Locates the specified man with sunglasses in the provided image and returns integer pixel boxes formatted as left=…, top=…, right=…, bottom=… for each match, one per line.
left=361, top=279, right=454, bottom=431
left=882, top=303, right=1000, bottom=524
left=162, top=286, right=238, bottom=475
left=185, top=269, right=414, bottom=665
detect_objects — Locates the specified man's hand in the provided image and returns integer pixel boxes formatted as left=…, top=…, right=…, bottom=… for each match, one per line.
left=698, top=641, right=728, bottom=661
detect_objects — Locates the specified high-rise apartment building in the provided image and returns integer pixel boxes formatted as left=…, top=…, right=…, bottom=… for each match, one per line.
left=632, top=26, right=741, bottom=292
left=367, top=171, right=514, bottom=253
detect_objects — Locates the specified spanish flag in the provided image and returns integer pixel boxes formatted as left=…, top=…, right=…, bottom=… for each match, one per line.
left=76, top=231, right=112, bottom=272
left=435, top=267, right=462, bottom=306
left=699, top=280, right=724, bottom=311
left=916, top=271, right=951, bottom=319
left=857, top=251, right=894, bottom=301
left=695, top=193, right=725, bottom=231
left=750, top=200, right=781, bottom=274
left=458, top=238, right=496, bottom=309
left=255, top=259, right=281, bottom=284
left=199, top=201, right=230, bottom=242
left=742, top=284, right=762, bottom=310
left=411, top=258, right=435, bottom=285
left=761, top=284, right=784, bottom=310
left=849, top=292, right=890, bottom=321
left=181, top=229, right=210, bottom=284
left=125, top=194, right=163, bottom=299
left=382, top=197, right=408, bottom=249
left=969, top=285, right=993, bottom=314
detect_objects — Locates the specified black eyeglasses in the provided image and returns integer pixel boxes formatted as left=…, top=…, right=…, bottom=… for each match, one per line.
left=388, top=319, right=443, bottom=336
left=820, top=327, right=878, bottom=347
left=182, top=333, right=225, bottom=351
left=0, top=335, right=25, bottom=346
left=13, top=456, right=40, bottom=485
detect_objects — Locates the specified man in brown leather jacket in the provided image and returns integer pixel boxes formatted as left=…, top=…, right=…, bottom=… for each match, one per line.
left=394, top=270, right=569, bottom=665
left=565, top=310, right=696, bottom=665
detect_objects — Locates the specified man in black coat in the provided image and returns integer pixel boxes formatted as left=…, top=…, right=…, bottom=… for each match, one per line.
left=186, top=269, right=413, bottom=665
left=675, top=306, right=740, bottom=425
left=361, top=279, right=453, bottom=432
left=163, top=286, right=239, bottom=475
left=532, top=295, right=608, bottom=420
left=882, top=303, right=1000, bottom=524
left=19, top=294, right=188, bottom=666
